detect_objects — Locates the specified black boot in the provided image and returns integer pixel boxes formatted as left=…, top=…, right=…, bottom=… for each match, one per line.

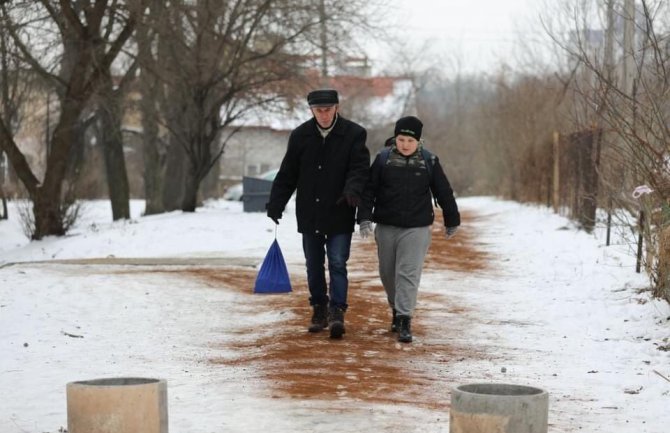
left=328, top=306, right=346, bottom=339
left=397, top=315, right=412, bottom=343
left=308, top=304, right=329, bottom=333
left=391, top=308, right=399, bottom=332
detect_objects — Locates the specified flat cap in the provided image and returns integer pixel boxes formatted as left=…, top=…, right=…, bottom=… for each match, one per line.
left=307, top=89, right=339, bottom=107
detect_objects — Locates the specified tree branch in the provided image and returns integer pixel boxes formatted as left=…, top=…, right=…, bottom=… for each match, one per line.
left=0, top=4, right=65, bottom=89
left=0, top=118, right=39, bottom=196
left=57, top=0, right=87, bottom=37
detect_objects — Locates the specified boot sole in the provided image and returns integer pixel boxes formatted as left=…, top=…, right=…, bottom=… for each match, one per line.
left=398, top=335, right=412, bottom=343
left=329, top=322, right=345, bottom=339
left=308, top=323, right=328, bottom=333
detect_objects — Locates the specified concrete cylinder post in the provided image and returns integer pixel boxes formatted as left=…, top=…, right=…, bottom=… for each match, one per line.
left=67, top=377, right=168, bottom=433
left=450, top=383, right=548, bottom=433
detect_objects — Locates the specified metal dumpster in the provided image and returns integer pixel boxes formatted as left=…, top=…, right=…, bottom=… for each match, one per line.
left=242, top=176, right=273, bottom=212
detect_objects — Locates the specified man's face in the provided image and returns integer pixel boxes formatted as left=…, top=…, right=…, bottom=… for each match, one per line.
left=311, top=105, right=338, bottom=128
left=396, top=134, right=419, bottom=156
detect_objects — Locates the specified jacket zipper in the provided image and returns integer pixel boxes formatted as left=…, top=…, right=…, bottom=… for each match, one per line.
left=403, top=156, right=411, bottom=226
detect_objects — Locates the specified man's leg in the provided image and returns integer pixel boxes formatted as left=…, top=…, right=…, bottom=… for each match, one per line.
left=325, top=232, right=352, bottom=309
left=325, top=232, right=352, bottom=338
left=303, top=233, right=329, bottom=332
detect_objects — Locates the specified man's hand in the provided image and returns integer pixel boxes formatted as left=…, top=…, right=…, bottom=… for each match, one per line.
left=336, top=193, right=361, bottom=208
left=267, top=210, right=282, bottom=225
left=359, top=220, right=373, bottom=239
left=445, top=226, right=458, bottom=239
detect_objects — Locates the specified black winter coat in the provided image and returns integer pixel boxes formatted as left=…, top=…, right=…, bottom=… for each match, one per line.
left=358, top=147, right=460, bottom=228
left=267, top=115, right=369, bottom=235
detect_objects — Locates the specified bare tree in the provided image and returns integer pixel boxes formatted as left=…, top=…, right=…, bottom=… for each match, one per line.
left=0, top=1, right=144, bottom=238
left=94, top=58, right=137, bottom=221
left=135, top=0, right=309, bottom=212
left=0, top=8, right=32, bottom=220
left=134, top=0, right=389, bottom=213
left=135, top=2, right=166, bottom=215
left=544, top=0, right=670, bottom=301
left=178, top=0, right=329, bottom=212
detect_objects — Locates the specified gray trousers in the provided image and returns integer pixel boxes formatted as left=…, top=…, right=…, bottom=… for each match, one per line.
left=375, top=224, right=432, bottom=317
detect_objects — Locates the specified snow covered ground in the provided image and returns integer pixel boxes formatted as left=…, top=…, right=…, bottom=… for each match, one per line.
left=0, top=197, right=668, bottom=432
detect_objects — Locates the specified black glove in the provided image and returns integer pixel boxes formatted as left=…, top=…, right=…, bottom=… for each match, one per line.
left=336, top=193, right=361, bottom=208
left=267, top=209, right=282, bottom=225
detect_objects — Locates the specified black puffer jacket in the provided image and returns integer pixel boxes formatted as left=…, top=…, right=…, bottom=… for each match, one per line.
left=267, top=115, right=369, bottom=235
left=358, top=146, right=460, bottom=228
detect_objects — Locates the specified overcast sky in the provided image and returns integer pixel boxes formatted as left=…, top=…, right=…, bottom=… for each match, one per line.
left=369, top=0, right=547, bottom=75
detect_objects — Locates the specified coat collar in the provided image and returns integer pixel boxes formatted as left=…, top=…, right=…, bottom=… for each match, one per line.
left=310, top=114, right=347, bottom=137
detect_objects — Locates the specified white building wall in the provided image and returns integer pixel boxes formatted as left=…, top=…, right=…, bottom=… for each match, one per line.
left=220, top=77, right=417, bottom=181
left=220, top=127, right=290, bottom=180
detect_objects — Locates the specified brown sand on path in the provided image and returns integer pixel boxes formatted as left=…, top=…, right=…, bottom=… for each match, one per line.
left=164, top=209, right=493, bottom=408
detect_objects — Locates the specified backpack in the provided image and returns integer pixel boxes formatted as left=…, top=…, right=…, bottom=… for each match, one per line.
left=375, top=147, right=439, bottom=206
left=376, top=147, right=436, bottom=178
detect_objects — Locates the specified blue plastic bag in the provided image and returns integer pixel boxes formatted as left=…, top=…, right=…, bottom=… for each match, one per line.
left=253, top=239, right=292, bottom=294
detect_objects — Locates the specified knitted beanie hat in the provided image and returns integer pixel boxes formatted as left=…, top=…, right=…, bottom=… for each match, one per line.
left=394, top=116, right=423, bottom=140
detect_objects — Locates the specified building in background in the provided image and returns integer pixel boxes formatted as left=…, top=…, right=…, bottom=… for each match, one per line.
left=3, top=56, right=417, bottom=200
left=220, top=73, right=416, bottom=185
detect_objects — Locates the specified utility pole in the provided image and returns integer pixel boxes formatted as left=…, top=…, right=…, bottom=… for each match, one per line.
left=622, top=0, right=635, bottom=97
left=318, top=0, right=330, bottom=86
left=604, top=0, right=615, bottom=246
left=622, top=0, right=643, bottom=272
left=622, top=0, right=635, bottom=96
left=604, top=0, right=615, bottom=81
left=622, top=0, right=635, bottom=95
left=552, top=131, right=560, bottom=214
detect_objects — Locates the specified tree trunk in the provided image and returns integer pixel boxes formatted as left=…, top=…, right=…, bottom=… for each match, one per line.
left=141, top=109, right=165, bottom=215
left=162, top=137, right=186, bottom=211
left=181, top=167, right=199, bottom=212
left=136, top=17, right=165, bottom=215
left=99, top=79, right=130, bottom=221
left=65, top=116, right=90, bottom=190
left=0, top=151, right=7, bottom=220
left=138, top=84, right=164, bottom=214
left=32, top=103, right=81, bottom=239
left=0, top=185, right=7, bottom=220
left=33, top=185, right=66, bottom=239
left=575, top=130, right=598, bottom=232
left=201, top=156, right=221, bottom=199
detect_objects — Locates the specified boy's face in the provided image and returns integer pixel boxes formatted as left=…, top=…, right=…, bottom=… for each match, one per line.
left=396, top=134, right=419, bottom=156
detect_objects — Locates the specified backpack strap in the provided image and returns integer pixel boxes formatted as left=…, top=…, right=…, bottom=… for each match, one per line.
left=421, top=148, right=439, bottom=207
left=378, top=147, right=391, bottom=168
left=420, top=148, right=435, bottom=178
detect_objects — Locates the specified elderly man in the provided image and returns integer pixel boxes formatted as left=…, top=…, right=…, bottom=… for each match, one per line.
left=266, top=89, right=370, bottom=339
